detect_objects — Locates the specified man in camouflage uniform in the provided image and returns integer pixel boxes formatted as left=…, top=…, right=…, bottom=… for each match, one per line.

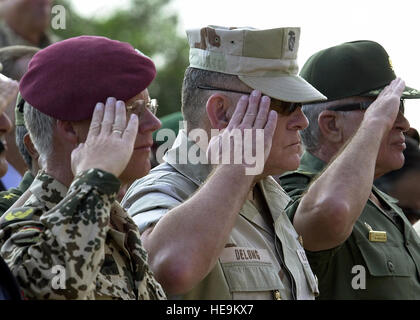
left=0, top=36, right=165, bottom=300
left=122, top=26, right=326, bottom=300
left=0, top=0, right=53, bottom=48
left=279, top=41, right=420, bottom=299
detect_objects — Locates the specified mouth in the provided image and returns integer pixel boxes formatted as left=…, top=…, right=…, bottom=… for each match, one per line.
left=288, top=141, right=301, bottom=147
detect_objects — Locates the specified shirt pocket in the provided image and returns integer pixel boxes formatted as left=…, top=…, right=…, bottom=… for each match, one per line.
left=357, top=241, right=410, bottom=277
left=220, top=261, right=285, bottom=299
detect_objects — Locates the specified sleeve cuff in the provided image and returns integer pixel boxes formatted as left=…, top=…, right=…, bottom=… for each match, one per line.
left=70, top=168, right=121, bottom=196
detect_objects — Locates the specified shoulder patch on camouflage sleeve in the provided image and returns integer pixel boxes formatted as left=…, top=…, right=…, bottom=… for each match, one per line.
left=0, top=207, right=37, bottom=227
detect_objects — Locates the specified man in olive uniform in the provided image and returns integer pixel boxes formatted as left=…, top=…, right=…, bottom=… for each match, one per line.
left=279, top=41, right=420, bottom=299
left=0, top=0, right=53, bottom=48
left=0, top=36, right=165, bottom=300
left=122, top=26, right=326, bottom=300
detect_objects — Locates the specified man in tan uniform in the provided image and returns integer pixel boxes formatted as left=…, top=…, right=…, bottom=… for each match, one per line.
left=122, top=26, right=326, bottom=299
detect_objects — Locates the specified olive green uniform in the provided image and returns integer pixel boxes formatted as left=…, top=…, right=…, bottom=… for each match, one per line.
left=0, top=169, right=166, bottom=300
left=0, top=171, right=34, bottom=215
left=279, top=151, right=420, bottom=299
left=122, top=131, right=319, bottom=300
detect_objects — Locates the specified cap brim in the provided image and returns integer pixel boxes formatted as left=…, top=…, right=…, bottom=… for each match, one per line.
left=363, top=85, right=420, bottom=99
left=238, top=74, right=327, bottom=103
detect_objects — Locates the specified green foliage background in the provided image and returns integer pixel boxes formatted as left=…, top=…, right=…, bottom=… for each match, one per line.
left=52, top=0, right=189, bottom=117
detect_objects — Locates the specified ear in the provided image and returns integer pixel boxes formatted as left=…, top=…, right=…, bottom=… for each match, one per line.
left=23, top=133, right=38, bottom=160
left=206, top=94, right=231, bottom=130
left=23, top=133, right=41, bottom=171
left=318, top=110, right=343, bottom=143
left=56, top=120, right=78, bottom=145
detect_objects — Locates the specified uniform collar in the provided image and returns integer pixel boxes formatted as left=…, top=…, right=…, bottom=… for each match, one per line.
left=29, top=171, right=68, bottom=211
left=18, top=171, right=35, bottom=193
left=163, top=129, right=213, bottom=186
left=298, top=151, right=326, bottom=174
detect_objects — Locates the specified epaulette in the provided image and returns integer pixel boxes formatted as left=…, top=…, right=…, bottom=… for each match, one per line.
left=0, top=207, right=37, bottom=228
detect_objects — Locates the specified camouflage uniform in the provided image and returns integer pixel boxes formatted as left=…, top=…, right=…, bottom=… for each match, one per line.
left=0, top=21, right=52, bottom=48
left=0, top=168, right=166, bottom=300
left=0, top=171, right=34, bottom=215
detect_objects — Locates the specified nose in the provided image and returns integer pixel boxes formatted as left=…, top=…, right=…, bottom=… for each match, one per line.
left=395, top=111, right=410, bottom=133
left=288, top=107, right=309, bottom=131
left=0, top=113, right=12, bottom=134
left=138, top=109, right=161, bottom=134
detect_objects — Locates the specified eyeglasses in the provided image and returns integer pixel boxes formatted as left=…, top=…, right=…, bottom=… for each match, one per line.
left=327, top=99, right=405, bottom=114
left=196, top=85, right=301, bottom=115
left=126, top=98, right=158, bottom=118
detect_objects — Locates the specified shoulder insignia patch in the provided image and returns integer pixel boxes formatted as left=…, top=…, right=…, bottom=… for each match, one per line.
left=0, top=207, right=37, bottom=227
left=4, top=208, right=33, bottom=221
left=2, top=193, right=18, bottom=200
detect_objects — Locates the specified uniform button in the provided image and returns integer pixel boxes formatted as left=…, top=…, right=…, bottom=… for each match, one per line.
left=387, top=261, right=395, bottom=272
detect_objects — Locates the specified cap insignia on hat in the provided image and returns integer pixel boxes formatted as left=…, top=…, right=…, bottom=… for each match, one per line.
left=288, top=31, right=296, bottom=52
left=388, top=57, right=394, bottom=71
left=194, top=27, right=221, bottom=50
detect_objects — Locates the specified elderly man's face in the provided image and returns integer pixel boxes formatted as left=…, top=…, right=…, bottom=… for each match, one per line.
left=119, top=89, right=161, bottom=185
left=333, top=96, right=410, bottom=177
left=9, top=0, right=52, bottom=31
left=222, top=85, right=309, bottom=176
left=74, top=90, right=161, bottom=185
left=263, top=106, right=309, bottom=175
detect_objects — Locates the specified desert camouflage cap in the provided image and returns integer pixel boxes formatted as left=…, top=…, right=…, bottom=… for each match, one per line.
left=300, top=40, right=420, bottom=101
left=186, top=26, right=327, bottom=103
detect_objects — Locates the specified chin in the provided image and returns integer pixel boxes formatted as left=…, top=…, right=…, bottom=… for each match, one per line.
left=120, top=159, right=151, bottom=186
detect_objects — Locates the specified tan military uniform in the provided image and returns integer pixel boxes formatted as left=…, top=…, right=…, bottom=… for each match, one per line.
left=0, top=21, right=52, bottom=48
left=0, top=169, right=166, bottom=300
left=122, top=131, right=319, bottom=300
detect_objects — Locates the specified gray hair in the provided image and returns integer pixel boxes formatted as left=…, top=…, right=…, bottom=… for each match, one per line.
left=23, top=103, right=56, bottom=166
left=15, top=125, right=32, bottom=170
left=300, top=102, right=348, bottom=152
left=181, top=67, right=244, bottom=130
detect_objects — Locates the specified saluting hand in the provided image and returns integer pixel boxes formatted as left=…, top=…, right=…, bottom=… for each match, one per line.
left=364, top=77, right=406, bottom=133
left=207, top=90, right=277, bottom=175
left=71, top=97, right=139, bottom=178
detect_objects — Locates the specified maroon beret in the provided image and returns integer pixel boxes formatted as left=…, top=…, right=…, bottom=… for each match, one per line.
left=19, top=36, right=156, bottom=121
